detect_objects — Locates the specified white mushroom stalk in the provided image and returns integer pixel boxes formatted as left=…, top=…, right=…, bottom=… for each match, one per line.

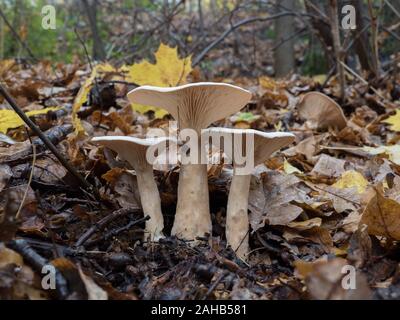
left=206, top=128, right=295, bottom=260
left=92, top=136, right=174, bottom=241
left=128, top=83, right=252, bottom=241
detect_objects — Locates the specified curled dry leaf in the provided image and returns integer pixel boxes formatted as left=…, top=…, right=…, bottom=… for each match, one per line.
left=360, top=187, right=400, bottom=240
left=298, top=91, right=347, bottom=130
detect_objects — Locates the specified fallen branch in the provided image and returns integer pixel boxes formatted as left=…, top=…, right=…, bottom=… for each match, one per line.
left=75, top=208, right=142, bottom=247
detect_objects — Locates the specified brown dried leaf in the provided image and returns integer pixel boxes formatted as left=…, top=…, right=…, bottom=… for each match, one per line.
left=360, top=187, right=400, bottom=240
left=248, top=170, right=311, bottom=231
left=295, top=258, right=371, bottom=299
left=311, top=154, right=346, bottom=178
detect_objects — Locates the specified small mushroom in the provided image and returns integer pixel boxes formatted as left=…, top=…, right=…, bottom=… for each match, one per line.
left=298, top=91, right=347, bottom=130
left=206, top=128, right=295, bottom=259
left=128, top=83, right=252, bottom=240
left=92, top=136, right=173, bottom=241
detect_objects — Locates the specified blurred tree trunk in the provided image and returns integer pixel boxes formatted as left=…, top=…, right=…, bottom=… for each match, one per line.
left=274, top=0, right=296, bottom=77
left=82, top=0, right=106, bottom=61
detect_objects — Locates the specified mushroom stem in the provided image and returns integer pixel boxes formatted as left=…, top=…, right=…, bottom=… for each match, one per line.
left=135, top=164, right=164, bottom=241
left=226, top=173, right=251, bottom=260
left=171, top=163, right=211, bottom=240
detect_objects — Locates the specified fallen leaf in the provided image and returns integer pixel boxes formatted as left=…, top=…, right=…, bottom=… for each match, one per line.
left=311, top=154, right=346, bottom=178
left=332, top=170, right=368, bottom=194
left=0, top=107, right=61, bottom=134
left=122, top=43, right=192, bottom=118
left=363, top=145, right=400, bottom=165
left=360, top=187, right=400, bottom=240
left=249, top=170, right=311, bottom=230
left=0, top=246, right=23, bottom=268
left=294, top=257, right=371, bottom=299
left=382, top=109, right=400, bottom=131
left=287, top=218, right=322, bottom=231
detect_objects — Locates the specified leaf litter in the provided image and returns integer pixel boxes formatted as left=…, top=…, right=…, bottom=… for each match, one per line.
left=1, top=43, right=400, bottom=300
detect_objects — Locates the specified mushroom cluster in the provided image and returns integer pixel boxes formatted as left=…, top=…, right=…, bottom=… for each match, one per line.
left=92, top=82, right=295, bottom=260
left=128, top=83, right=252, bottom=241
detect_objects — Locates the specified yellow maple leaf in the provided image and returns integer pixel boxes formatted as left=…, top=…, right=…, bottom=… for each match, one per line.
left=361, top=188, right=400, bottom=240
left=121, top=43, right=192, bottom=118
left=382, top=109, right=400, bottom=132
left=0, top=107, right=61, bottom=134
left=332, top=170, right=368, bottom=194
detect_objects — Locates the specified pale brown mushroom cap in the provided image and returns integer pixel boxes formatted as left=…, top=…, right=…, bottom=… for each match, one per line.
left=204, top=128, right=295, bottom=167
left=297, top=91, right=347, bottom=130
left=127, top=82, right=252, bottom=132
left=91, top=136, right=173, bottom=169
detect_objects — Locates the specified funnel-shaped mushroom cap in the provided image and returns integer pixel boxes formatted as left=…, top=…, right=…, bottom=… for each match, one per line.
left=298, top=92, right=347, bottom=130
left=128, top=82, right=252, bottom=132
left=92, top=136, right=174, bottom=169
left=204, top=128, right=295, bottom=167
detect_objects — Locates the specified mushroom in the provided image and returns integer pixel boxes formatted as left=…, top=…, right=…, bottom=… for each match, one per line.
left=128, top=83, right=252, bottom=240
left=205, top=128, right=295, bottom=259
left=297, top=91, right=347, bottom=130
left=92, top=136, right=174, bottom=241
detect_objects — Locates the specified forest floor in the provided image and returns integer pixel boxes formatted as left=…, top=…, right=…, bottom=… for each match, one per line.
left=1, top=52, right=400, bottom=300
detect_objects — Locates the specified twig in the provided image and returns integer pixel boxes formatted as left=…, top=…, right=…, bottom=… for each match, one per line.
left=85, top=215, right=150, bottom=246
left=15, top=134, right=36, bottom=220
left=202, top=272, right=226, bottom=300
left=75, top=208, right=140, bottom=247
left=0, top=83, right=100, bottom=199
